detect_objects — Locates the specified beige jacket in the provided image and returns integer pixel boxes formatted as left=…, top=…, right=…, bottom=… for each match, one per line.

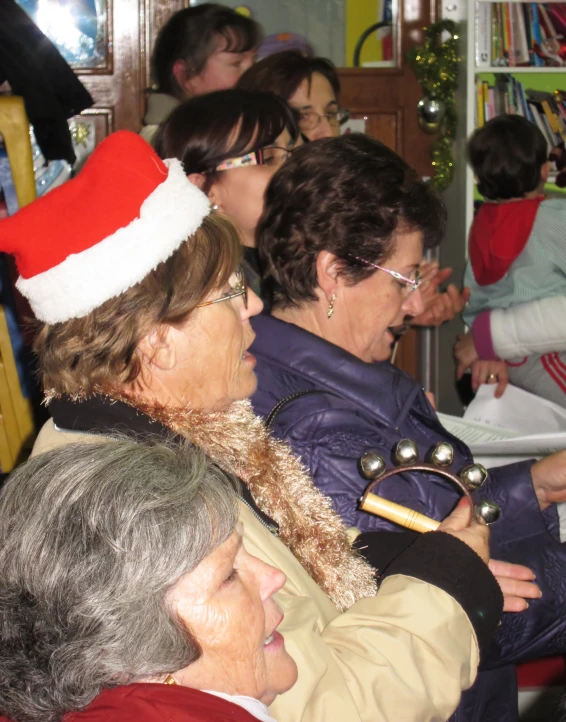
left=33, top=420, right=480, bottom=722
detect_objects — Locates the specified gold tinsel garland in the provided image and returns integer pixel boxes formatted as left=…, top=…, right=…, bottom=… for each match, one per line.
left=407, top=19, right=461, bottom=192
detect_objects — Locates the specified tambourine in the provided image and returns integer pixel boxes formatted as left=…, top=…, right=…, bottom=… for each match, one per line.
left=358, top=440, right=501, bottom=533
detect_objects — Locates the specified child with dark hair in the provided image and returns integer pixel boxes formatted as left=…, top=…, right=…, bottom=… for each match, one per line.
left=141, top=4, right=262, bottom=145
left=462, top=114, right=566, bottom=405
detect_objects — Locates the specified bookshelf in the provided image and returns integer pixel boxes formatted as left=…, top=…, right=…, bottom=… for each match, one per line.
left=465, top=1, right=566, bottom=236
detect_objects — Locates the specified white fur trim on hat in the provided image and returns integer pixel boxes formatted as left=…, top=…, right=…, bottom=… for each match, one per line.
left=17, top=159, right=210, bottom=324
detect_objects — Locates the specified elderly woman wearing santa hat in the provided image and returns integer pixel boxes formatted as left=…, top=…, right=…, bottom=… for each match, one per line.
left=0, top=131, right=504, bottom=722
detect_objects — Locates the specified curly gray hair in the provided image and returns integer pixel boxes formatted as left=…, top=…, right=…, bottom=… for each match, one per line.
left=0, top=439, right=239, bottom=722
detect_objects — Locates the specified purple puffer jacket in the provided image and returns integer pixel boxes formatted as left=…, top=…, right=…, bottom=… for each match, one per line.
left=251, top=313, right=566, bottom=722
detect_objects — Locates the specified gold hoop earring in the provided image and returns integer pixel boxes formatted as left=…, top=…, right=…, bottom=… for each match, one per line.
left=327, top=293, right=336, bottom=319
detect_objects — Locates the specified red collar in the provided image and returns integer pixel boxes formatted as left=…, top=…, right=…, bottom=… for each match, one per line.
left=64, top=684, right=259, bottom=722
left=469, top=196, right=544, bottom=285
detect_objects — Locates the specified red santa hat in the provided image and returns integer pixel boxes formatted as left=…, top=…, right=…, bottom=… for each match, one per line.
left=0, top=131, right=210, bottom=324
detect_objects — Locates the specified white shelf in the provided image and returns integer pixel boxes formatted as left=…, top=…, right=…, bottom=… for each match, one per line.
left=473, top=175, right=559, bottom=185
left=465, top=1, right=566, bottom=237
left=475, top=66, right=566, bottom=73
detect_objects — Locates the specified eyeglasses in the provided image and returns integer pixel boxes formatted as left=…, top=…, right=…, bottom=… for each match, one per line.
left=197, top=266, right=248, bottom=309
left=349, top=255, right=422, bottom=293
left=297, top=108, right=350, bottom=132
left=215, top=145, right=293, bottom=171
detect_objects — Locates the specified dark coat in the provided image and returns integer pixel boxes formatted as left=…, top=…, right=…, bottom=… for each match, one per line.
left=251, top=313, right=566, bottom=722
left=0, top=0, right=93, bottom=163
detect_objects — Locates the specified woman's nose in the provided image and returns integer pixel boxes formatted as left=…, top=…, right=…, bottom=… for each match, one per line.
left=256, top=558, right=286, bottom=601
left=243, top=288, right=263, bottom=320
left=239, top=53, right=255, bottom=76
left=402, top=288, right=425, bottom=318
left=309, top=117, right=336, bottom=140
left=262, top=565, right=286, bottom=601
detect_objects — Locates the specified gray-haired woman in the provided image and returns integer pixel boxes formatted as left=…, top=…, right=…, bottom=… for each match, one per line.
left=0, top=440, right=297, bottom=722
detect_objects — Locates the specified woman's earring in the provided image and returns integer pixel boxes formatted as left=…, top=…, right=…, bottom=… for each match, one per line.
left=327, top=293, right=336, bottom=319
left=212, top=204, right=219, bottom=211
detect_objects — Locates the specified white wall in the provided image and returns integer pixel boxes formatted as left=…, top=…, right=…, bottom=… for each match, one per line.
left=434, top=0, right=470, bottom=414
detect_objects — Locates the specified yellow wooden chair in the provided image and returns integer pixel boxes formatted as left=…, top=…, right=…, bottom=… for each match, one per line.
left=0, top=97, right=37, bottom=470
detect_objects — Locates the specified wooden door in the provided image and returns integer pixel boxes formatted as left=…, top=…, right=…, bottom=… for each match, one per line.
left=52, top=0, right=189, bottom=148
left=338, top=0, right=440, bottom=381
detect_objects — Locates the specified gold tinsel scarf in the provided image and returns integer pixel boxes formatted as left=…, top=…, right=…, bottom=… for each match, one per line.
left=115, top=395, right=377, bottom=611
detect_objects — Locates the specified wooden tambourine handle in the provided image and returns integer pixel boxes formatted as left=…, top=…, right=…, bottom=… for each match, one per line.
left=360, top=463, right=474, bottom=532
left=361, top=493, right=440, bottom=533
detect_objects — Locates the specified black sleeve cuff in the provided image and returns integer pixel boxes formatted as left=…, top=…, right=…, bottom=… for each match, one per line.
left=353, top=530, right=419, bottom=572
left=382, top=531, right=503, bottom=662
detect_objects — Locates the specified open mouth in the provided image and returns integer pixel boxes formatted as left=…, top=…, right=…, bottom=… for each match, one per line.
left=388, top=323, right=410, bottom=343
left=264, top=614, right=284, bottom=646
left=242, top=350, right=256, bottom=365
left=242, top=334, right=256, bottom=362
left=263, top=630, right=284, bottom=648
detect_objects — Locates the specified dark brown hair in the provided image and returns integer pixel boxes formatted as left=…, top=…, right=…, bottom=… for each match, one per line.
left=154, top=89, right=298, bottom=192
left=257, top=133, right=446, bottom=309
left=34, top=214, right=241, bottom=396
left=152, top=4, right=263, bottom=98
left=237, top=50, right=340, bottom=102
left=467, top=114, right=548, bottom=200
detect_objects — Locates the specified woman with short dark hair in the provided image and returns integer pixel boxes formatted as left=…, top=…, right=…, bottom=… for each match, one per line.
left=238, top=50, right=348, bottom=141
left=0, top=439, right=297, bottom=722
left=141, top=4, right=262, bottom=144
left=251, top=132, right=566, bottom=722
left=258, top=135, right=444, bottom=311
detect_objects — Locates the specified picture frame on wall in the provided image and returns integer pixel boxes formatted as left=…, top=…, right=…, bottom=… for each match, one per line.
left=15, top=0, right=112, bottom=73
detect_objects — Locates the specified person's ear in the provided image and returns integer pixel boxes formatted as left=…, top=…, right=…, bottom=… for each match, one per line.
left=188, top=173, right=206, bottom=190
left=315, top=250, right=341, bottom=299
left=137, top=326, right=176, bottom=371
left=541, top=160, right=551, bottom=184
left=172, top=59, right=192, bottom=97
left=189, top=172, right=221, bottom=209
left=206, top=181, right=223, bottom=211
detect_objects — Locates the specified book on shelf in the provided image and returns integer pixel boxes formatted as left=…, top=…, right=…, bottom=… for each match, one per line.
left=476, top=1, right=491, bottom=66
left=474, top=75, right=566, bottom=157
left=528, top=3, right=544, bottom=67
left=478, top=3, right=566, bottom=68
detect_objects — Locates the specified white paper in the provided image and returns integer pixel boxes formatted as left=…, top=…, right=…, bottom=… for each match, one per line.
left=437, top=384, right=566, bottom=458
left=437, top=413, right=518, bottom=446
left=438, top=384, right=566, bottom=541
left=464, top=384, right=566, bottom=435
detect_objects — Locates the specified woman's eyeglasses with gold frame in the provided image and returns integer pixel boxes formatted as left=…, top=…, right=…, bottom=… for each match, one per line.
left=197, top=266, right=248, bottom=309
left=297, top=108, right=350, bottom=131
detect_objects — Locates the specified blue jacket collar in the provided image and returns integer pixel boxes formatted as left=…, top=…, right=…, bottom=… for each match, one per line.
left=251, top=313, right=420, bottom=429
